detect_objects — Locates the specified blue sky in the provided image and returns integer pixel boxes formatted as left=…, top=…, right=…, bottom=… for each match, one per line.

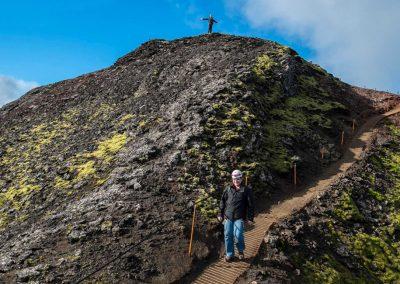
left=0, top=0, right=399, bottom=106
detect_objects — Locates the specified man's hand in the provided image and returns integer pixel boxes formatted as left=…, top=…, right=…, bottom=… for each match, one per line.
left=246, top=220, right=254, bottom=225
left=217, top=215, right=223, bottom=222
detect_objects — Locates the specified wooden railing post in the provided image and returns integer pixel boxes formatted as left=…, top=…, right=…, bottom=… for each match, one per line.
left=293, top=163, right=297, bottom=187
left=341, top=131, right=345, bottom=146
left=188, top=204, right=196, bottom=256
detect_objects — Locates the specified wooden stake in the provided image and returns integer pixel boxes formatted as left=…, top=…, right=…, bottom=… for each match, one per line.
left=320, top=147, right=327, bottom=160
left=352, top=119, right=355, bottom=132
left=341, top=131, right=344, bottom=146
left=188, top=204, right=196, bottom=256
left=293, top=163, right=297, bottom=186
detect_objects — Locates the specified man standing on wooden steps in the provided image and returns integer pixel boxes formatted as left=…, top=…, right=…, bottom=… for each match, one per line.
left=218, top=169, right=255, bottom=262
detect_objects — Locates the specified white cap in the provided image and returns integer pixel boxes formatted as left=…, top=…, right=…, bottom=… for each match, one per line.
left=231, top=169, right=243, bottom=179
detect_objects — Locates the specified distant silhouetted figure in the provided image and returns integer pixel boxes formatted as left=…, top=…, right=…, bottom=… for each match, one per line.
left=201, top=14, right=218, bottom=33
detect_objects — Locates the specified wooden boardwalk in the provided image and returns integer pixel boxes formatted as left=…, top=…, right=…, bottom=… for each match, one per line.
left=193, top=106, right=400, bottom=284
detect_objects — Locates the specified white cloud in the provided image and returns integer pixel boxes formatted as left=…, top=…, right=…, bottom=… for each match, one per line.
left=235, top=0, right=400, bottom=93
left=0, top=75, right=38, bottom=107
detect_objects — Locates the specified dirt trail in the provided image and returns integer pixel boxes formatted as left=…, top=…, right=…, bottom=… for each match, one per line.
left=192, top=106, right=400, bottom=284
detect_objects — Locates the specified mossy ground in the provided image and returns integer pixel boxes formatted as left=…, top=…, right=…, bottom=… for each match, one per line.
left=302, top=253, right=370, bottom=284
left=0, top=99, right=160, bottom=229
left=292, top=119, right=400, bottom=283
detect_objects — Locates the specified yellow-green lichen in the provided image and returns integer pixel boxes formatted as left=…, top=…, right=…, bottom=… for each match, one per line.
left=253, top=54, right=278, bottom=82
left=73, top=160, right=96, bottom=181
left=187, top=147, right=200, bottom=157
left=351, top=233, right=400, bottom=283
left=89, top=133, right=128, bottom=162
left=59, top=132, right=128, bottom=187
left=302, top=254, right=368, bottom=284
left=196, top=192, right=219, bottom=220
left=118, top=114, right=136, bottom=125
left=0, top=212, right=9, bottom=229
left=89, top=103, right=116, bottom=122
left=138, top=120, right=148, bottom=128
left=54, top=176, right=72, bottom=190
left=155, top=117, right=164, bottom=124
left=333, top=192, right=363, bottom=222
left=101, top=220, right=113, bottom=231
left=0, top=182, right=41, bottom=211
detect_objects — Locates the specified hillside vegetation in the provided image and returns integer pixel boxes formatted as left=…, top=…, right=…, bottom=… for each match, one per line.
left=243, top=114, right=400, bottom=283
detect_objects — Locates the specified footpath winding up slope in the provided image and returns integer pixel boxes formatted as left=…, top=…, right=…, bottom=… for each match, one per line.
left=193, top=105, right=400, bottom=284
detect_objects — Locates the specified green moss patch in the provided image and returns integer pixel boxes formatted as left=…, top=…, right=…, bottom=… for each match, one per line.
left=302, top=253, right=368, bottom=284
left=333, top=192, right=364, bottom=222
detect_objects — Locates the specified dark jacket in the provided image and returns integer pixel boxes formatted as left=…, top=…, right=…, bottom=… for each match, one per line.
left=219, top=185, right=254, bottom=221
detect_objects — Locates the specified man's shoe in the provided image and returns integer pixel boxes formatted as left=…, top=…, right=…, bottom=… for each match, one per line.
left=238, top=252, right=244, bottom=260
left=224, top=255, right=233, bottom=262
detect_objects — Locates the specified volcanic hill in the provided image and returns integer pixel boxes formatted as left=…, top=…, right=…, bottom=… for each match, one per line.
left=0, top=33, right=398, bottom=283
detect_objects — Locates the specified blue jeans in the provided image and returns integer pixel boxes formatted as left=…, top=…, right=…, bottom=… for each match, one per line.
left=224, top=218, right=245, bottom=257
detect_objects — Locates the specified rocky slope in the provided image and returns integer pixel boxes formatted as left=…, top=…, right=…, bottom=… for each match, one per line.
left=241, top=114, right=400, bottom=283
left=0, top=33, right=399, bottom=283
